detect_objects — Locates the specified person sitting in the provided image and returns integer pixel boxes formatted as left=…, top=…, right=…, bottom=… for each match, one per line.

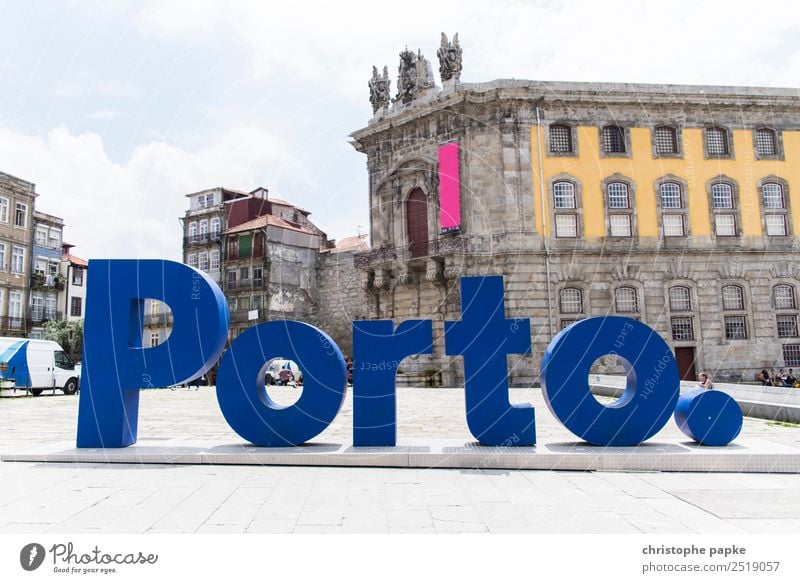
left=758, top=369, right=771, bottom=386
left=697, top=372, right=712, bottom=390
left=784, top=368, right=796, bottom=387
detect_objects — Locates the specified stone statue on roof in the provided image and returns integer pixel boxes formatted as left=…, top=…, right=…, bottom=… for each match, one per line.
left=437, top=32, right=462, bottom=82
left=368, top=65, right=391, bottom=113
left=394, top=47, right=435, bottom=105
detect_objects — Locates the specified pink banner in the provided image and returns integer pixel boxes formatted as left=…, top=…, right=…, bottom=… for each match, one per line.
left=438, top=142, right=461, bottom=234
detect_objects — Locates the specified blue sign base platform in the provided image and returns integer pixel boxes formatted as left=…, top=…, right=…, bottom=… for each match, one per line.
left=3, top=438, right=799, bottom=473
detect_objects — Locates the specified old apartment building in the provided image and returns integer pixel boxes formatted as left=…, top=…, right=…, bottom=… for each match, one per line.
left=0, top=171, right=36, bottom=336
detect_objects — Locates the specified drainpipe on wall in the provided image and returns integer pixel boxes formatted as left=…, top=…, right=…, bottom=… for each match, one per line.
left=535, top=101, right=555, bottom=340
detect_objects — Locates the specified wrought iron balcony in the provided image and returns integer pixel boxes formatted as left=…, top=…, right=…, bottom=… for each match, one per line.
left=354, top=236, right=468, bottom=268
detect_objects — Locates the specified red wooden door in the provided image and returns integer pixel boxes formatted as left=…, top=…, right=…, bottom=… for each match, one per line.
left=406, top=188, right=428, bottom=258
left=675, top=347, right=697, bottom=381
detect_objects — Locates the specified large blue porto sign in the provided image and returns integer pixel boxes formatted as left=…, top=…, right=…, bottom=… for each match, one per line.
left=76, top=260, right=743, bottom=449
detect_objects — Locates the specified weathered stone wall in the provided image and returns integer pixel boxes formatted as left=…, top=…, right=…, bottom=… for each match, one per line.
left=313, top=250, right=368, bottom=357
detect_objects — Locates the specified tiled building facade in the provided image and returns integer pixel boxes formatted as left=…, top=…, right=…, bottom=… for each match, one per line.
left=28, top=211, right=64, bottom=338
left=351, top=73, right=800, bottom=384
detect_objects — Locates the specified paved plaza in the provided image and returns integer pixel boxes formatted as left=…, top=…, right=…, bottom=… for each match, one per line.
left=1, top=387, right=800, bottom=533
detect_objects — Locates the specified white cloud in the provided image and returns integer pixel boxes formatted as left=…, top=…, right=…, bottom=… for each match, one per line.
left=0, top=125, right=306, bottom=260
left=134, top=0, right=800, bottom=103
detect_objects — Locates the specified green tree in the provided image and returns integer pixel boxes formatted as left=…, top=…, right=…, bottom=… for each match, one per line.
left=44, top=319, right=84, bottom=360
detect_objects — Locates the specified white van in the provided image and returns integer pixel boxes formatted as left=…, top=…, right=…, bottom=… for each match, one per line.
left=0, top=337, right=80, bottom=396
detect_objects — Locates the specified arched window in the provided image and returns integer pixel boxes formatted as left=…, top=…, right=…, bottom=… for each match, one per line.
left=722, top=285, right=744, bottom=310
left=774, top=285, right=796, bottom=310
left=607, top=182, right=629, bottom=208
left=602, top=125, right=626, bottom=154
left=553, top=181, right=576, bottom=208
left=756, top=128, right=778, bottom=157
left=199, top=220, right=208, bottom=235
left=762, top=183, right=785, bottom=209
left=712, top=183, right=734, bottom=208
left=669, top=286, right=691, bottom=311
left=615, top=287, right=638, bottom=313
left=654, top=126, right=678, bottom=155
left=660, top=183, right=682, bottom=209
left=549, top=124, right=574, bottom=154
left=559, top=288, right=583, bottom=314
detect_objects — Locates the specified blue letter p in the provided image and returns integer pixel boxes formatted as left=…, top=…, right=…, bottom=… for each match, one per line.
left=76, top=260, right=229, bottom=448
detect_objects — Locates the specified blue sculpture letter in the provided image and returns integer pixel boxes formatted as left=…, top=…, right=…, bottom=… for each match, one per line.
left=674, top=388, right=743, bottom=446
left=216, top=321, right=347, bottom=446
left=77, top=260, right=229, bottom=448
left=540, top=317, right=680, bottom=446
left=445, top=276, right=536, bottom=446
left=352, top=320, right=433, bottom=446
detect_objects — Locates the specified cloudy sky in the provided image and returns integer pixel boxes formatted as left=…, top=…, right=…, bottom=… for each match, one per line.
left=0, top=0, right=798, bottom=261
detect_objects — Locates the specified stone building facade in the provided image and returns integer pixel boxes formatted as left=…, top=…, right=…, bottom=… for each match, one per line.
left=0, top=171, right=36, bottom=336
left=350, top=43, right=800, bottom=384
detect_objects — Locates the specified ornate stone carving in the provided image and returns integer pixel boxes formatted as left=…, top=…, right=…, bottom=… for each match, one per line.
left=373, top=269, right=391, bottom=290
left=425, top=259, right=443, bottom=283
left=396, top=267, right=414, bottom=286
left=770, top=262, right=798, bottom=279
left=443, top=260, right=461, bottom=280
left=368, top=65, right=391, bottom=114
left=719, top=262, right=745, bottom=280
left=611, top=262, right=642, bottom=282
left=437, top=32, right=462, bottom=82
left=395, top=47, right=435, bottom=105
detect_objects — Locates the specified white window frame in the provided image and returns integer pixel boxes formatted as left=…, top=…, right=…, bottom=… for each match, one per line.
left=11, top=246, right=25, bottom=273
left=715, top=214, right=736, bottom=237
left=669, top=286, right=692, bottom=312
left=210, top=249, right=220, bottom=270
left=9, top=290, right=23, bottom=318
left=659, top=183, right=682, bottom=209
left=555, top=214, right=578, bottom=238
left=0, top=197, right=8, bottom=223
left=35, top=226, right=48, bottom=246
left=553, top=182, right=576, bottom=209
left=615, top=287, right=639, bottom=313
left=607, top=182, right=629, bottom=209
left=609, top=214, right=632, bottom=237
left=663, top=214, right=685, bottom=237
left=559, top=288, right=583, bottom=314
left=14, top=202, right=28, bottom=228
left=712, top=183, right=734, bottom=209
left=48, top=228, right=61, bottom=249
left=766, top=214, right=787, bottom=236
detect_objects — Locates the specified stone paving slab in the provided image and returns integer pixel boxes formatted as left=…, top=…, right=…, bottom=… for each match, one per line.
left=2, top=387, right=800, bottom=533
left=4, top=437, right=799, bottom=473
